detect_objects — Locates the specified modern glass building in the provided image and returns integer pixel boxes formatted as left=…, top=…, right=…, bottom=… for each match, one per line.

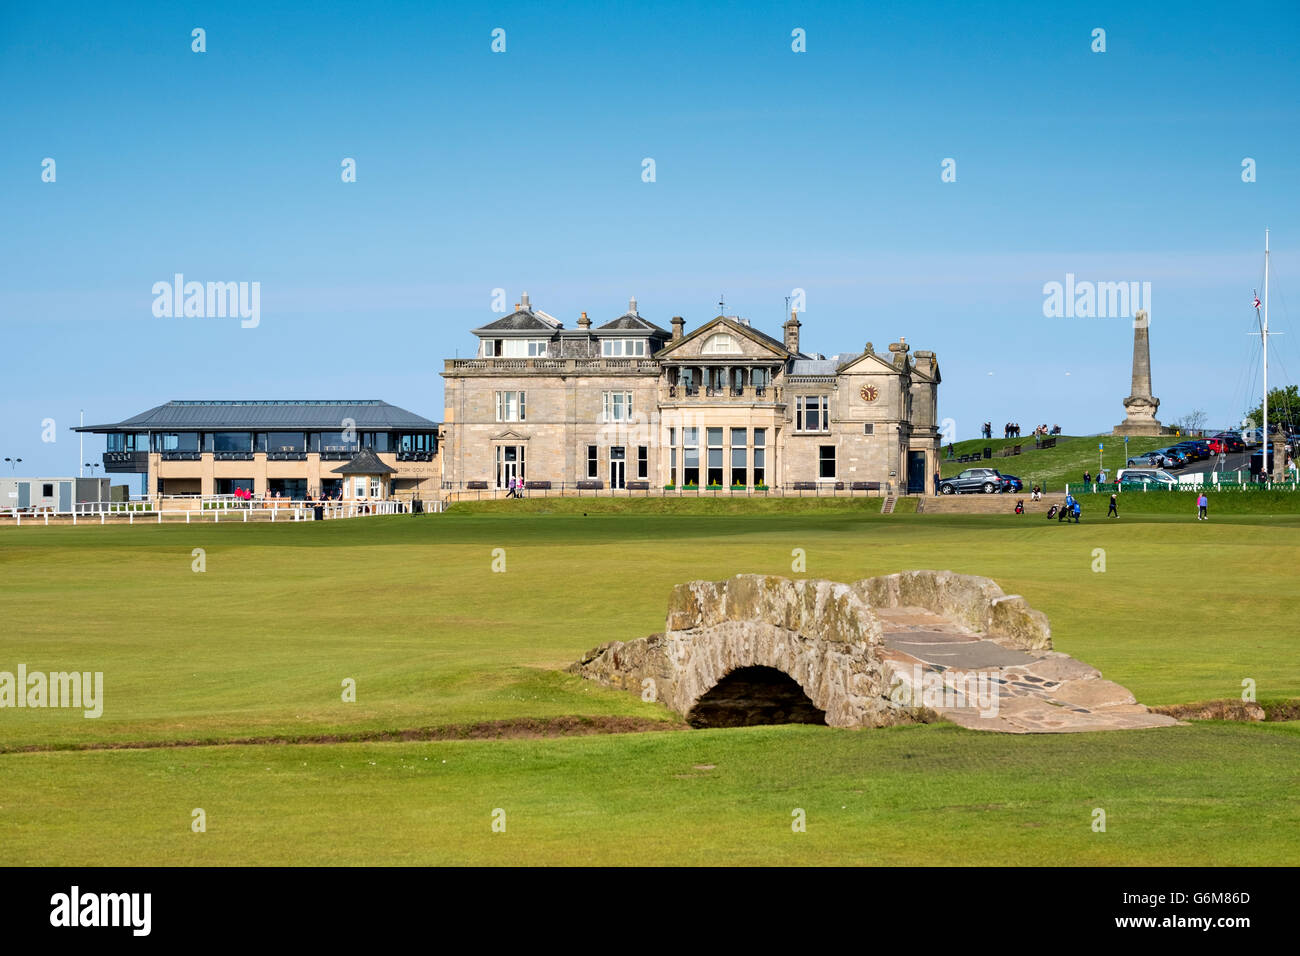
left=76, top=400, right=439, bottom=500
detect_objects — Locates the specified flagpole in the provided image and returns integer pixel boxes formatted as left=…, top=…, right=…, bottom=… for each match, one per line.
left=1263, top=229, right=1269, bottom=478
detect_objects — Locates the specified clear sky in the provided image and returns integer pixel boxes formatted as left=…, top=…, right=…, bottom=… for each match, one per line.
left=2, top=0, right=1298, bottom=476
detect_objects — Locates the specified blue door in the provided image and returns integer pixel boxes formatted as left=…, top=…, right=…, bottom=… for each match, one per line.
left=907, top=451, right=927, bottom=494
left=58, top=482, right=72, bottom=512
left=17, top=482, right=30, bottom=508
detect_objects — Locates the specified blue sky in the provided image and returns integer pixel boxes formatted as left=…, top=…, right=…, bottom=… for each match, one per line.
left=2, top=0, right=1298, bottom=476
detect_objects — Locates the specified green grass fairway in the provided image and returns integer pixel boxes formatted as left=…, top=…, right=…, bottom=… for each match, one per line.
left=2, top=509, right=1297, bottom=864
left=2, top=723, right=1297, bottom=865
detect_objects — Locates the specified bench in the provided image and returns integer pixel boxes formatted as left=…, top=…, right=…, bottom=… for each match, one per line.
left=791, top=481, right=817, bottom=490
left=1037, top=437, right=1056, bottom=450
left=466, top=481, right=489, bottom=490
left=850, top=481, right=882, bottom=491
left=625, top=481, right=650, bottom=491
left=524, top=480, right=551, bottom=490
left=576, top=480, right=604, bottom=490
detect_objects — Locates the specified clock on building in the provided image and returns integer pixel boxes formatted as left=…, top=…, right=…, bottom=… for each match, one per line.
left=859, top=384, right=879, bottom=402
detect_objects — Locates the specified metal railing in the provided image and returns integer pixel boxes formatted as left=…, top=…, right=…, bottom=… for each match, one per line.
left=5, top=496, right=444, bottom=525
left=440, top=480, right=892, bottom=500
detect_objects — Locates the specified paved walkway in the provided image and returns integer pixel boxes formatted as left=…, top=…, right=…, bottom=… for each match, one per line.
left=876, top=607, right=1181, bottom=734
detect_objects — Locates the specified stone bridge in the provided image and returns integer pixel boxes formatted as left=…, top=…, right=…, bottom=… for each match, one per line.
left=569, top=571, right=1178, bottom=734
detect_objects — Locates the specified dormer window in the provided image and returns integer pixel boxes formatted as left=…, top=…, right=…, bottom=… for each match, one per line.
left=702, top=332, right=737, bottom=354
left=602, top=339, right=647, bottom=357
left=481, top=339, right=548, bottom=358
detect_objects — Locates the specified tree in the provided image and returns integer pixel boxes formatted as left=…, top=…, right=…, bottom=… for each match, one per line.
left=1172, top=409, right=1208, bottom=434
left=1244, top=385, right=1300, bottom=432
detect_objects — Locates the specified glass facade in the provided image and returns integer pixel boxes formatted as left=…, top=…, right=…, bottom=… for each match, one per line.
left=706, top=428, right=724, bottom=486
left=212, top=432, right=253, bottom=452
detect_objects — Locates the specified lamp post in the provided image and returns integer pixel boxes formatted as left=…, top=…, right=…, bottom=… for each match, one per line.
left=84, top=462, right=100, bottom=476
left=3, top=457, right=21, bottom=472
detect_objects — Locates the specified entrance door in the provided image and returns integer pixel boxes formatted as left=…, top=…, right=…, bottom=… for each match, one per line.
left=609, top=446, right=626, bottom=489
left=907, top=451, right=927, bottom=494
left=498, top=445, right=520, bottom=489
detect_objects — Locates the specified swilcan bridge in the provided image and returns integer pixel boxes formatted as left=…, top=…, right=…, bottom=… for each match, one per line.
left=570, top=572, right=1178, bottom=734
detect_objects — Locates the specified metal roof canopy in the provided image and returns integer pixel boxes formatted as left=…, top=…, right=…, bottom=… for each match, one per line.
left=76, top=400, right=439, bottom=432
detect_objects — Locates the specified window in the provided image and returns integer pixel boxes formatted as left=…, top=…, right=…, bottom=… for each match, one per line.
left=707, top=427, right=724, bottom=486
left=398, top=433, right=435, bottom=452
left=212, top=432, right=252, bottom=452
left=318, top=430, right=359, bottom=453
left=360, top=432, right=391, bottom=452
left=587, top=445, right=598, bottom=479
left=602, top=391, right=633, bottom=422
left=602, top=339, right=647, bottom=357
left=819, top=445, right=837, bottom=479
left=683, top=428, right=699, bottom=486
left=42, top=483, right=54, bottom=497
left=669, top=428, right=677, bottom=485
left=796, top=395, right=829, bottom=432
left=496, top=445, right=524, bottom=489
left=482, top=339, right=547, bottom=357
left=754, top=428, right=766, bottom=485
left=267, top=431, right=305, bottom=452
left=730, top=428, right=747, bottom=486
left=156, top=432, right=200, bottom=452
left=702, top=332, right=736, bottom=354
left=495, top=391, right=526, bottom=422
left=355, top=477, right=367, bottom=498
left=637, top=446, right=648, bottom=480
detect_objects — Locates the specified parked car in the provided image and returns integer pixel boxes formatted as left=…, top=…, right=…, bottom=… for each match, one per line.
left=1126, top=451, right=1175, bottom=468
left=1116, top=468, right=1178, bottom=488
left=1173, top=440, right=1209, bottom=461
left=1208, top=434, right=1245, bottom=454
left=1154, top=447, right=1189, bottom=467
left=999, top=474, right=1024, bottom=493
left=939, top=468, right=1005, bottom=494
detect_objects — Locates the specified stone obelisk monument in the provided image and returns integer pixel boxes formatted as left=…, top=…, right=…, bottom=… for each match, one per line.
left=1113, top=310, right=1163, bottom=436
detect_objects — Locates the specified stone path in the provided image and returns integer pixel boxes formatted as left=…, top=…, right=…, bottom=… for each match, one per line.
left=876, top=607, right=1181, bottom=734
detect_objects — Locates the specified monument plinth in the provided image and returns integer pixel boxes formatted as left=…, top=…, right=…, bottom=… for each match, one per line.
left=1113, top=310, right=1163, bottom=436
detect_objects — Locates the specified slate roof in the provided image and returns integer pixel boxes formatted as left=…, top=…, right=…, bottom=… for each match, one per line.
left=471, top=310, right=560, bottom=334
left=789, top=359, right=840, bottom=376
left=596, top=314, right=669, bottom=334
left=330, top=447, right=397, bottom=475
left=77, top=400, right=438, bottom=432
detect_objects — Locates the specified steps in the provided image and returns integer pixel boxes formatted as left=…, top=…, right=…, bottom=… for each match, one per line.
left=880, top=496, right=896, bottom=514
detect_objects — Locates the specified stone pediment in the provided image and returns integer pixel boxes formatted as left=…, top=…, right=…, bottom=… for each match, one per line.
left=836, top=349, right=908, bottom=376
left=491, top=428, right=530, bottom=442
left=656, top=317, right=788, bottom=362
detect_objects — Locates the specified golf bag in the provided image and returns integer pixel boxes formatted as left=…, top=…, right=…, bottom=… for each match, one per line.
left=1045, top=505, right=1058, bottom=519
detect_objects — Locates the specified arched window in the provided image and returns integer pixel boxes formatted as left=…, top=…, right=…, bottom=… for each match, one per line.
left=702, top=332, right=736, bottom=354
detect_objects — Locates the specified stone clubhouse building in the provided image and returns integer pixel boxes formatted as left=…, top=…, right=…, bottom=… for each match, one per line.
left=441, top=295, right=942, bottom=494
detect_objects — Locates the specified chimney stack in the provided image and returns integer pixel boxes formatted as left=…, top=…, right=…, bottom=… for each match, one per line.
left=577, top=311, right=591, bottom=330
left=783, top=309, right=801, bottom=354
left=520, top=292, right=531, bottom=312
left=628, top=296, right=638, bottom=315
left=671, top=316, right=685, bottom=341
left=888, top=336, right=910, bottom=366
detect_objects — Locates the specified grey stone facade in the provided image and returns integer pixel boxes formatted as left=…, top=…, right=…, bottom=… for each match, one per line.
left=441, top=295, right=941, bottom=492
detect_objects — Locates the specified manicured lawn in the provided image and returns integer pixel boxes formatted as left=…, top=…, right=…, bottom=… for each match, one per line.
left=2, top=508, right=1297, bottom=865
left=1, top=510, right=1298, bottom=751
left=2, top=722, right=1297, bottom=865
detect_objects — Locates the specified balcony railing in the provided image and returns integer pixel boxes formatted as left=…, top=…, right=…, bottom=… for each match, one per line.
left=448, top=358, right=661, bottom=373
left=660, top=385, right=782, bottom=404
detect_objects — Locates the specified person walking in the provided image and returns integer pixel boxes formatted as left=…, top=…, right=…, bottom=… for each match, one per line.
left=933, top=470, right=940, bottom=496
left=1107, top=493, right=1118, bottom=517
left=1197, top=492, right=1208, bottom=520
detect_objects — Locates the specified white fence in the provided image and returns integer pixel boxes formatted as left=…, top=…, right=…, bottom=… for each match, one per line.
left=4, top=496, right=444, bottom=525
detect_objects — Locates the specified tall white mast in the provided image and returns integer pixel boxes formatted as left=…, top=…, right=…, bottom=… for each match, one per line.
left=1263, top=229, right=1270, bottom=477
